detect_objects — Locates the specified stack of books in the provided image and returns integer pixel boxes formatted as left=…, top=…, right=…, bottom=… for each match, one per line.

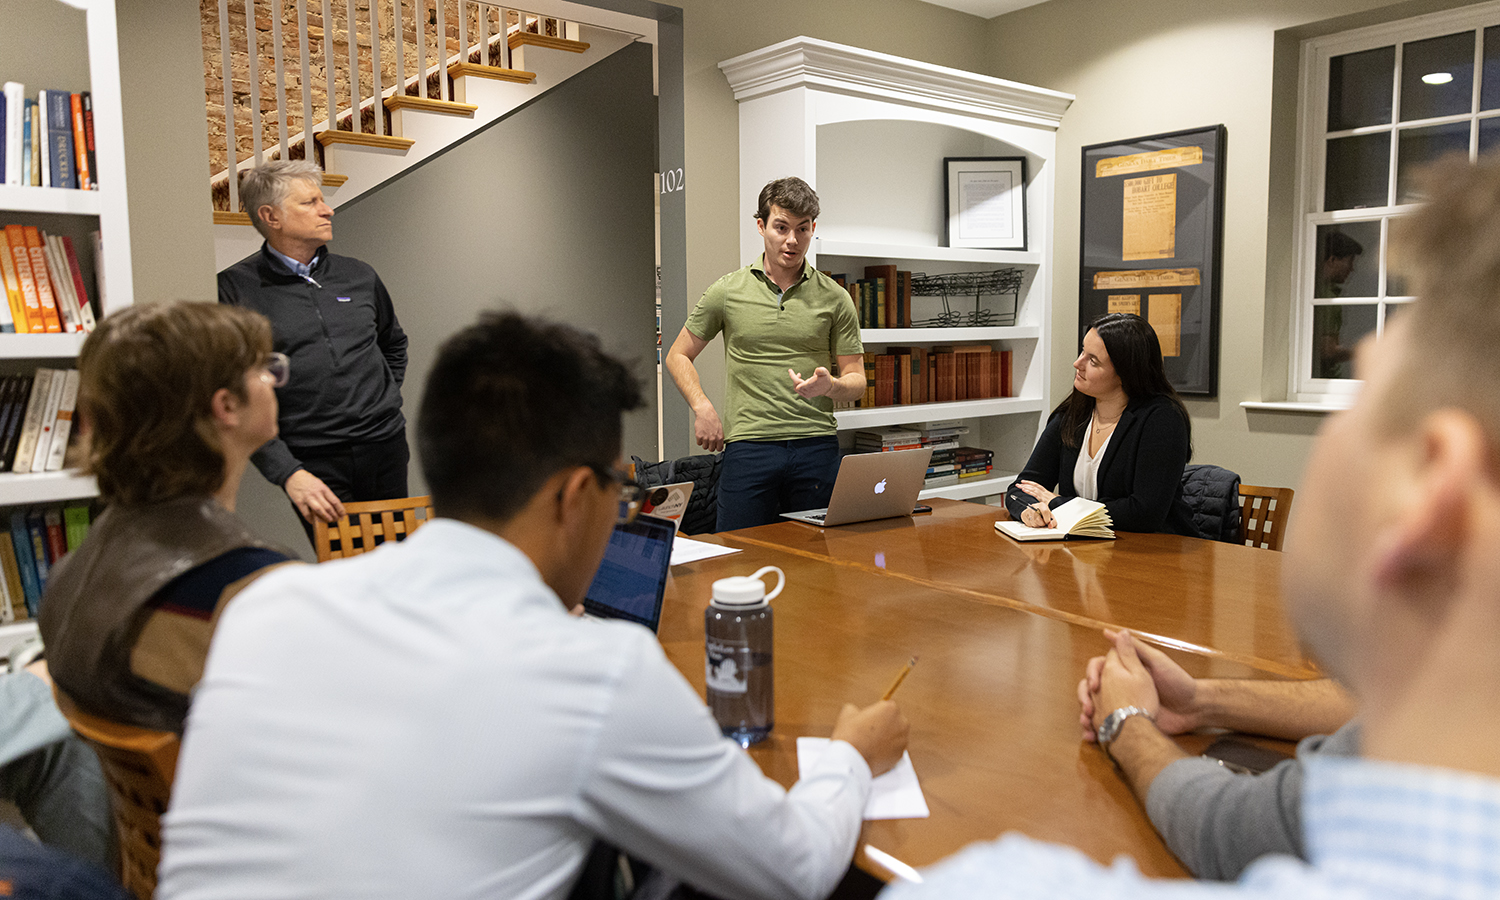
left=0, top=225, right=97, bottom=333
left=852, top=421, right=993, bottom=487
left=0, top=503, right=92, bottom=622
left=826, top=265, right=913, bottom=329
left=0, top=368, right=81, bottom=475
left=1, top=82, right=97, bottom=191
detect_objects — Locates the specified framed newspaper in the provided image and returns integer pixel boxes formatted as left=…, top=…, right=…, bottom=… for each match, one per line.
left=1079, top=125, right=1226, bottom=396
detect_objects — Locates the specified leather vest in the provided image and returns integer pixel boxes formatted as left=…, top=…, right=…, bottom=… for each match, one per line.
left=39, top=497, right=285, bottom=732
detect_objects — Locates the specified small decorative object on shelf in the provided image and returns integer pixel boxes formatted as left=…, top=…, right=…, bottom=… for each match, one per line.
left=910, top=269, right=1023, bottom=328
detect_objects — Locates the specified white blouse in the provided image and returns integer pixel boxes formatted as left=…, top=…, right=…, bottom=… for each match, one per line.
left=1072, top=421, right=1114, bottom=501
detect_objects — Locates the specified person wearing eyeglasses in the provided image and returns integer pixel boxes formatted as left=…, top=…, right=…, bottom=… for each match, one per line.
left=158, top=311, right=909, bottom=900
left=38, top=301, right=297, bottom=735
left=219, top=160, right=410, bottom=542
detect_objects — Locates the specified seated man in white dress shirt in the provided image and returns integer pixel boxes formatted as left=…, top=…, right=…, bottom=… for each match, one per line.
left=156, top=310, right=908, bottom=900
left=882, top=155, right=1500, bottom=899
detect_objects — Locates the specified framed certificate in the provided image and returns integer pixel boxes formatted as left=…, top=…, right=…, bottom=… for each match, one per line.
left=1080, top=126, right=1226, bottom=396
left=944, top=157, right=1027, bottom=250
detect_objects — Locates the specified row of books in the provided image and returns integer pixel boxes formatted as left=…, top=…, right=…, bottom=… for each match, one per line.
left=0, top=503, right=92, bottom=622
left=0, top=225, right=97, bottom=334
left=0, top=369, right=81, bottom=475
left=1, top=84, right=96, bottom=191
left=828, top=265, right=914, bottom=329
left=842, top=345, right=1012, bottom=410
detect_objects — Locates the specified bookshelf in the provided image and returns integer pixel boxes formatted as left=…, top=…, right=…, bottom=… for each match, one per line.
left=0, top=0, right=132, bottom=515
left=720, top=38, right=1073, bottom=502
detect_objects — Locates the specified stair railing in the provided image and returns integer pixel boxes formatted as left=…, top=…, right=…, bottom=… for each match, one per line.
left=207, top=0, right=577, bottom=215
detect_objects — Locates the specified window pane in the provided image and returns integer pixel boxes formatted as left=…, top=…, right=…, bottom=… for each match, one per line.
left=1329, top=46, right=1395, bottom=130
left=1325, top=132, right=1391, bottom=210
left=1478, top=116, right=1500, bottom=154
left=1315, top=223, right=1380, bottom=298
left=1397, top=122, right=1471, bottom=203
left=1383, top=301, right=1412, bottom=327
left=1313, top=304, right=1378, bottom=379
left=1400, top=32, right=1476, bottom=121
left=1482, top=26, right=1500, bottom=110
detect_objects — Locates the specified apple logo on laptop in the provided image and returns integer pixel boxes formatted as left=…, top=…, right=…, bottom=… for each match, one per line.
left=874, top=478, right=887, bottom=495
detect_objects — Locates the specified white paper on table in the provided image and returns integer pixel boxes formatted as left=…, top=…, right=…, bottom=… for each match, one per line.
left=670, top=536, right=742, bottom=567
left=796, top=737, right=929, bottom=820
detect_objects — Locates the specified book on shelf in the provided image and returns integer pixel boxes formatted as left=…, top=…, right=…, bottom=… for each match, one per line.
left=0, top=375, right=31, bottom=471
left=68, top=93, right=91, bottom=191
left=24, top=509, right=50, bottom=595
left=995, top=497, right=1115, bottom=542
left=37, top=90, right=75, bottom=190
left=8, top=510, right=39, bottom=616
left=19, top=99, right=32, bottom=187
left=0, top=533, right=21, bottom=623
left=10, top=369, right=53, bottom=473
left=42, top=507, right=66, bottom=566
left=22, top=227, right=63, bottom=332
left=28, top=367, right=66, bottom=471
left=27, top=102, right=39, bottom=187
left=60, top=236, right=96, bottom=331
left=63, top=504, right=90, bottom=552
left=5, top=225, right=41, bottom=332
left=43, top=369, right=78, bottom=472
left=1, top=83, right=18, bottom=186
left=80, top=93, right=96, bottom=190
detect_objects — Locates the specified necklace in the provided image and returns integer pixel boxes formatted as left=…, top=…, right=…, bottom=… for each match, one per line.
left=1092, top=411, right=1121, bottom=434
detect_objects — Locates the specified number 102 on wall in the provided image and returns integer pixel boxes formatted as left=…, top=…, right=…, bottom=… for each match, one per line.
left=660, top=168, right=685, bottom=194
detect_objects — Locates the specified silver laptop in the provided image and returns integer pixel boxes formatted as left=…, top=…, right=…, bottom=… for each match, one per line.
left=781, top=448, right=933, bottom=526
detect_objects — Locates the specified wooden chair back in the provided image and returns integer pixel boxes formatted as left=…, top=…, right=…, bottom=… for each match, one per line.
left=1239, top=484, right=1295, bottom=551
left=313, top=495, right=435, bottom=562
left=53, top=688, right=179, bottom=900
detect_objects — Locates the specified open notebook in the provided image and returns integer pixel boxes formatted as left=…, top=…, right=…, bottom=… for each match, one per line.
left=994, top=497, right=1115, bottom=542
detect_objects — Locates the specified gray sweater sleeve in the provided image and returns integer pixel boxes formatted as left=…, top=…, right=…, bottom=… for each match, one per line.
left=1144, top=721, right=1361, bottom=881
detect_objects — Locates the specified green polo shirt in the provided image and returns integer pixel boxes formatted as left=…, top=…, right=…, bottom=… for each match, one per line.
left=686, top=256, right=863, bottom=442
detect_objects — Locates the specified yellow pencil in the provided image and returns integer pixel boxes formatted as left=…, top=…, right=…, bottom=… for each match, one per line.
left=881, top=655, right=919, bottom=701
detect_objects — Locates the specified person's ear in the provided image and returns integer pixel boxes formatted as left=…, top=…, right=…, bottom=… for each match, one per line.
left=1370, top=410, right=1488, bottom=595
left=258, top=203, right=282, bottom=232
left=552, top=465, right=598, bottom=526
left=210, top=386, right=242, bottom=430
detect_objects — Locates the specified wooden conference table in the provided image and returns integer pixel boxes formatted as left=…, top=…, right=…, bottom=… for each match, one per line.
left=655, top=499, right=1321, bottom=881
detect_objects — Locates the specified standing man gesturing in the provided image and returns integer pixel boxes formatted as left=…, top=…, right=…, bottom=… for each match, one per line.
left=665, top=177, right=864, bottom=531
left=219, top=161, right=409, bottom=539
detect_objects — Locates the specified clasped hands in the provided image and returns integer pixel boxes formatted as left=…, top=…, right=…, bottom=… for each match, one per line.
left=1077, top=629, right=1199, bottom=742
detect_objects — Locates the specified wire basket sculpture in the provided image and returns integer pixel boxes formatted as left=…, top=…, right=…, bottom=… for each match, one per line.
left=909, top=269, right=1023, bottom=327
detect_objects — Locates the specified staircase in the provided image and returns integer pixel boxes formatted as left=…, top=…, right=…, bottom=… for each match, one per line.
left=205, top=0, right=642, bottom=226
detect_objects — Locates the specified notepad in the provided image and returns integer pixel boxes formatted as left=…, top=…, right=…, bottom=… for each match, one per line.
left=994, top=497, right=1115, bottom=541
left=796, top=737, right=929, bottom=820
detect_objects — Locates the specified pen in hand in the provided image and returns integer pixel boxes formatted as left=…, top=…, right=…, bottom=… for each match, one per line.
left=881, top=656, right=919, bottom=701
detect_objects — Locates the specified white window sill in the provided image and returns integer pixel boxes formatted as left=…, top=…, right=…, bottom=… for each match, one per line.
left=1240, top=400, right=1351, bottom=414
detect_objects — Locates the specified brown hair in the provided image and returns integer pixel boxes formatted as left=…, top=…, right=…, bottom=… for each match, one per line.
left=1388, top=154, right=1500, bottom=448
left=755, top=176, right=820, bottom=223
left=78, top=301, right=272, bottom=505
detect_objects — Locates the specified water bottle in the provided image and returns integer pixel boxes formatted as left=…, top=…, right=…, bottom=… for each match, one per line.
left=705, top=565, right=783, bottom=747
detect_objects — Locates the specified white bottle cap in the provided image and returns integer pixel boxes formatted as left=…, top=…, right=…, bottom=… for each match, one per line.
left=710, top=566, right=784, bottom=608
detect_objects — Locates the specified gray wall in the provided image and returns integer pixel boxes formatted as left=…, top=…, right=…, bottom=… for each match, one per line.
left=330, top=40, right=659, bottom=486
left=982, top=0, right=1483, bottom=490
left=117, top=0, right=218, bottom=306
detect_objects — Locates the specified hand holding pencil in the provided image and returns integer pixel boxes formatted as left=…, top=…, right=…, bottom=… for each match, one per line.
left=829, top=656, right=915, bottom=776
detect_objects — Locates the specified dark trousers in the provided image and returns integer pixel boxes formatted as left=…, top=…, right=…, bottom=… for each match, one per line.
left=290, top=431, right=411, bottom=543
left=717, top=436, right=840, bottom=532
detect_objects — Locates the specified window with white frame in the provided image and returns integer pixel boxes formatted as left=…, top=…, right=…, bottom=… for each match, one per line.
left=1293, top=1, right=1500, bottom=401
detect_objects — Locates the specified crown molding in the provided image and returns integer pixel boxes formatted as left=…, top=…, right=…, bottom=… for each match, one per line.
left=719, top=36, right=1072, bottom=130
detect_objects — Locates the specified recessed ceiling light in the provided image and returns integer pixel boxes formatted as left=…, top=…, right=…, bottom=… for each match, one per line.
left=1423, top=72, right=1455, bottom=85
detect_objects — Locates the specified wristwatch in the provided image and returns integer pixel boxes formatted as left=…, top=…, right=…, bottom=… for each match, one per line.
left=1097, top=705, right=1155, bottom=761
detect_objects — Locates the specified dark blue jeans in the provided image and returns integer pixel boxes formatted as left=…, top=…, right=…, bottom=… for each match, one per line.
left=717, top=436, right=840, bottom=531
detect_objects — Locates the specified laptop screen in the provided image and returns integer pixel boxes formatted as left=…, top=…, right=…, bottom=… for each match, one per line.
left=581, top=514, right=676, bottom=631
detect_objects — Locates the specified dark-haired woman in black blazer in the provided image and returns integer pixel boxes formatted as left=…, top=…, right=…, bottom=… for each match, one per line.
left=1004, top=313, right=1194, bottom=535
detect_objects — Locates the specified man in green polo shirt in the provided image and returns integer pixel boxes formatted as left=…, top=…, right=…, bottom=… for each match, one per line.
left=665, top=177, right=865, bottom=531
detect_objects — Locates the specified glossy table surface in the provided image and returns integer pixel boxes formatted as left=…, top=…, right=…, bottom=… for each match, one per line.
left=656, top=500, right=1315, bottom=880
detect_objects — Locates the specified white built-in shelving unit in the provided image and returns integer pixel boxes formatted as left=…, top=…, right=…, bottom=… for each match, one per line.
left=0, top=0, right=132, bottom=636
left=719, top=37, right=1072, bottom=501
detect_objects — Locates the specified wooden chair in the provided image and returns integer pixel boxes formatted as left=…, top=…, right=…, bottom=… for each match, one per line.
left=53, top=688, right=179, bottom=900
left=312, top=495, right=435, bottom=562
left=1239, top=484, right=1295, bottom=551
